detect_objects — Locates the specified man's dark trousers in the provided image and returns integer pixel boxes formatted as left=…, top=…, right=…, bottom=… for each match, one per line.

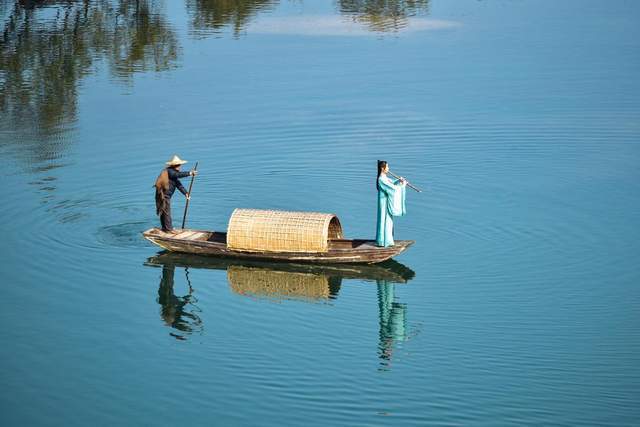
left=160, top=197, right=173, bottom=231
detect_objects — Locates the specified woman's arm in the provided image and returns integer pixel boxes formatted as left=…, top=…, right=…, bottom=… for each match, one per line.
left=378, top=175, right=401, bottom=195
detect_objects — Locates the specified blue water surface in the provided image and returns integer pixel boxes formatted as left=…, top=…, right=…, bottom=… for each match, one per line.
left=1, top=0, right=639, bottom=425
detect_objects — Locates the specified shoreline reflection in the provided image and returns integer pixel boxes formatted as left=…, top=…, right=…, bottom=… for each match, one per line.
left=186, top=0, right=278, bottom=38
left=0, top=0, right=179, bottom=137
left=339, top=0, right=431, bottom=33
left=1, top=0, right=435, bottom=144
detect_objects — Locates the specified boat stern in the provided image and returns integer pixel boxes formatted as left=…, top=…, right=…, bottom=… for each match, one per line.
left=142, top=228, right=169, bottom=249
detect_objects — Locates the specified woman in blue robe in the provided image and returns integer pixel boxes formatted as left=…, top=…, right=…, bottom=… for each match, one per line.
left=376, top=160, right=407, bottom=247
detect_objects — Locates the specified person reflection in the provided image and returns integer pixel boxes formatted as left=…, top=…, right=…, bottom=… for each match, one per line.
left=157, top=264, right=203, bottom=340
left=377, top=281, right=407, bottom=368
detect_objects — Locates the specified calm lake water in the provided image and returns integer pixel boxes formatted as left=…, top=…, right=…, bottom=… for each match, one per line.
left=1, top=0, right=639, bottom=425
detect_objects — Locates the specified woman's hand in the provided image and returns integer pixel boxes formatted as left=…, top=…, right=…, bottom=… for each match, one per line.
left=190, top=170, right=198, bottom=176
left=186, top=193, right=191, bottom=200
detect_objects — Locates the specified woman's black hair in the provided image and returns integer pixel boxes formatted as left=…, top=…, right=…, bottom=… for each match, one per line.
left=377, top=160, right=388, bottom=191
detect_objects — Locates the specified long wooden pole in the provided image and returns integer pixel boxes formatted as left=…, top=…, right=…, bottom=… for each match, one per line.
left=181, top=161, right=198, bottom=229
left=388, top=171, right=422, bottom=193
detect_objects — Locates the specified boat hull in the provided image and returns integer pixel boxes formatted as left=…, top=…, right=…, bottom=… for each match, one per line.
left=142, top=228, right=413, bottom=264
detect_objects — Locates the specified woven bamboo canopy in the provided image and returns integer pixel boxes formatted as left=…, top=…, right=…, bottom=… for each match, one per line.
left=227, top=208, right=344, bottom=253
left=227, top=266, right=331, bottom=300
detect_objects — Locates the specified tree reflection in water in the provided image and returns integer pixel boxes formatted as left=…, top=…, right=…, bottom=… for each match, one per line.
left=0, top=0, right=433, bottom=139
left=0, top=0, right=179, bottom=136
left=186, top=0, right=278, bottom=38
left=338, top=0, right=431, bottom=32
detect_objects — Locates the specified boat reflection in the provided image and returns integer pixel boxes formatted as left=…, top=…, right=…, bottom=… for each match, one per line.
left=145, top=252, right=415, bottom=354
left=147, top=251, right=414, bottom=298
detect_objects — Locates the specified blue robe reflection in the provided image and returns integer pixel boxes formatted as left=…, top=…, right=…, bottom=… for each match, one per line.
left=376, top=174, right=407, bottom=247
left=377, top=281, right=408, bottom=368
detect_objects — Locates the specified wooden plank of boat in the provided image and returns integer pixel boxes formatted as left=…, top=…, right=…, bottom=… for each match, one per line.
left=172, top=230, right=198, bottom=239
left=142, top=227, right=413, bottom=264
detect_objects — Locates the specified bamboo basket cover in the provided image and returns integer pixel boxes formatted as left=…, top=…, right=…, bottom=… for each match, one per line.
left=227, top=209, right=344, bottom=253
left=227, top=266, right=330, bottom=300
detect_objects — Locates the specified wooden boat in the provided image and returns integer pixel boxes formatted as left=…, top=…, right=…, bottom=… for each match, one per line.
left=143, top=208, right=414, bottom=264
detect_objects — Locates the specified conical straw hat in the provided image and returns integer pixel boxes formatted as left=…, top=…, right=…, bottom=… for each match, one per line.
left=165, top=155, right=188, bottom=166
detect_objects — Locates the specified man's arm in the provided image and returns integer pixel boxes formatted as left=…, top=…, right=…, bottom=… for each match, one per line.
left=168, top=168, right=191, bottom=195
left=176, top=180, right=188, bottom=196
left=167, top=168, right=192, bottom=179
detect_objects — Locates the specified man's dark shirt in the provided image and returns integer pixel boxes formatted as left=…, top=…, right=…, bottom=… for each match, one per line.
left=165, top=167, right=191, bottom=198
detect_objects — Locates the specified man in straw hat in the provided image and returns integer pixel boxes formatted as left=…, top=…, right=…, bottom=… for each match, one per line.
left=154, top=155, right=198, bottom=233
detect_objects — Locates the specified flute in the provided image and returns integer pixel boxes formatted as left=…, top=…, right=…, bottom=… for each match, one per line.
left=388, top=171, right=422, bottom=193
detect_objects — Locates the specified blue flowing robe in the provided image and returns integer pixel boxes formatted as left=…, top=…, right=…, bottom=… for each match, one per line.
left=376, top=174, right=406, bottom=247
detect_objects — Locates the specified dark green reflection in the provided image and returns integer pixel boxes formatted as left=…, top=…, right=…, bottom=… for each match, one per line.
left=338, top=0, right=431, bottom=32
left=186, top=0, right=278, bottom=37
left=377, top=281, right=408, bottom=369
left=0, top=0, right=179, bottom=136
left=157, top=264, right=203, bottom=340
left=0, top=0, right=433, bottom=140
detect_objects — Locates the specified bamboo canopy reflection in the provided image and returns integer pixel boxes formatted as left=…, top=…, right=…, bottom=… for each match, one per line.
left=228, top=265, right=340, bottom=301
